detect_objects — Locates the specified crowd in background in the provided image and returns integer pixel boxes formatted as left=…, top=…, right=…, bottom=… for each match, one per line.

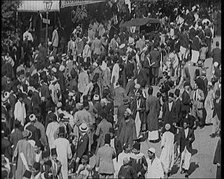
left=1, top=0, right=221, bottom=179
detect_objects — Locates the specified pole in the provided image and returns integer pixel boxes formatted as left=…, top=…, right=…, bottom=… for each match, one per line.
left=46, top=11, right=49, bottom=55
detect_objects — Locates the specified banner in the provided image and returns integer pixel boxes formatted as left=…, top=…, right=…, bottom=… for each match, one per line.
left=61, top=0, right=105, bottom=8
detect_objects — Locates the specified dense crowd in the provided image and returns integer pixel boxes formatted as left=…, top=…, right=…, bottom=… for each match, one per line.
left=1, top=1, right=221, bottom=179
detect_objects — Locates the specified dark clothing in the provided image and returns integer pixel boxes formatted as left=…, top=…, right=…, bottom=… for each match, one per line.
left=118, top=164, right=137, bottom=179
left=213, top=99, right=221, bottom=120
left=26, top=124, right=41, bottom=144
left=191, top=36, right=201, bottom=51
left=179, top=128, right=195, bottom=154
left=2, top=137, right=12, bottom=161
left=181, top=91, right=191, bottom=114
left=76, top=133, right=89, bottom=159
left=211, top=48, right=221, bottom=64
left=130, top=155, right=147, bottom=179
left=213, top=138, right=221, bottom=179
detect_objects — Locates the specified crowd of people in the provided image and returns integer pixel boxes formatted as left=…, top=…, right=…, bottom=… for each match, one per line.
left=1, top=0, right=221, bottom=179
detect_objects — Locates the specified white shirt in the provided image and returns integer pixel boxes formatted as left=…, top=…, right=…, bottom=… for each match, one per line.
left=168, top=102, right=173, bottom=111
left=184, top=128, right=189, bottom=138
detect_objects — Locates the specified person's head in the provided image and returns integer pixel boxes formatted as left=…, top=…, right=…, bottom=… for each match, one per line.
left=148, top=86, right=153, bottom=96
left=17, top=93, right=23, bottom=102
left=29, top=114, right=36, bottom=123
left=58, top=126, right=65, bottom=138
left=104, top=133, right=111, bottom=145
left=123, top=157, right=130, bottom=165
left=216, top=41, right=219, bottom=47
left=81, top=155, right=89, bottom=165
left=51, top=148, right=57, bottom=161
left=148, top=147, right=156, bottom=159
left=132, top=142, right=140, bottom=154
left=183, top=121, right=189, bottom=129
left=215, top=90, right=221, bottom=99
left=79, top=123, right=89, bottom=135
left=42, top=150, right=50, bottom=162
left=174, top=89, right=180, bottom=98
left=168, top=92, right=174, bottom=103
left=124, top=108, right=132, bottom=119
left=165, top=123, right=171, bottom=131
left=22, top=170, right=32, bottom=179
left=184, top=82, right=191, bottom=91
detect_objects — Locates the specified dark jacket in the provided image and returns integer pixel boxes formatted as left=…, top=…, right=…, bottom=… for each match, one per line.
left=118, top=163, right=137, bottom=179
left=181, top=90, right=191, bottom=114
left=76, top=133, right=89, bottom=159
left=179, top=128, right=195, bottom=153
left=149, top=49, right=161, bottom=68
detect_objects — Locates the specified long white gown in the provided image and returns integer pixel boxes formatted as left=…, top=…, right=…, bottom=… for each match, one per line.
left=159, top=131, right=175, bottom=173
left=53, top=138, right=72, bottom=179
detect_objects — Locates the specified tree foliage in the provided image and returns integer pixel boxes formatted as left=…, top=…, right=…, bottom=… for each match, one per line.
left=1, top=0, right=22, bottom=31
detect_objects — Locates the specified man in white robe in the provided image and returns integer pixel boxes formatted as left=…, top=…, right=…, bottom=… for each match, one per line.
left=111, top=59, right=120, bottom=88
left=14, top=93, right=26, bottom=126
left=53, top=127, right=72, bottom=179
left=160, top=124, right=175, bottom=177
left=46, top=114, right=60, bottom=149
left=146, top=147, right=164, bottom=178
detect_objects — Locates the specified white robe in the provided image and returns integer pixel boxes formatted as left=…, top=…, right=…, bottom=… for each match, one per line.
left=53, top=138, right=72, bottom=179
left=160, top=131, right=175, bottom=173
left=14, top=101, right=26, bottom=126
left=146, top=157, right=164, bottom=178
left=135, top=100, right=142, bottom=137
left=46, top=122, right=60, bottom=149
left=111, top=63, right=120, bottom=88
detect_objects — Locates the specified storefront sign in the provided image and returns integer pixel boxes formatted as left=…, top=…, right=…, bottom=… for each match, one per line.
left=61, top=0, right=105, bottom=8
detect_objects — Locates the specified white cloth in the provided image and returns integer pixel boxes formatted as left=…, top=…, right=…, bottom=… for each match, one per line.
left=46, top=122, right=60, bottom=149
left=180, top=147, right=191, bottom=170
left=53, top=138, right=72, bottom=179
left=204, top=90, right=214, bottom=124
left=160, top=131, right=175, bottom=173
left=148, top=130, right=159, bottom=141
left=191, top=50, right=200, bottom=63
left=146, top=157, right=164, bottom=178
left=135, top=100, right=142, bottom=137
left=14, top=101, right=26, bottom=126
left=111, top=63, right=120, bottom=88
left=23, top=31, right=33, bottom=42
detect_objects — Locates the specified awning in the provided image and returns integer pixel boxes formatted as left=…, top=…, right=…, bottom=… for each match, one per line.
left=61, top=0, right=106, bottom=8
left=17, top=1, right=60, bottom=12
left=120, top=18, right=161, bottom=28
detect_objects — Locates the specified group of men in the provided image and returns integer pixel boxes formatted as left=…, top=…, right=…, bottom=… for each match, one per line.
left=1, top=1, right=221, bottom=179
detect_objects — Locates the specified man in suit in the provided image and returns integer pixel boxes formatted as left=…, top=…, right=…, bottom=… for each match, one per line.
left=178, top=119, right=195, bottom=178
left=95, top=110, right=113, bottom=152
left=74, top=123, right=89, bottom=172
left=96, top=134, right=116, bottom=178
left=211, top=41, right=221, bottom=64
left=52, top=25, right=59, bottom=57
left=173, top=89, right=182, bottom=127
left=181, top=82, right=192, bottom=115
left=191, top=79, right=205, bottom=128
left=162, top=92, right=177, bottom=134
left=149, top=46, right=161, bottom=85
left=130, top=88, right=146, bottom=138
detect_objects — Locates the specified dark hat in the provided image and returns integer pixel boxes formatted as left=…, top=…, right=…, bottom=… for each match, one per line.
left=33, top=162, right=40, bottom=171
left=184, top=81, right=190, bottom=87
left=51, top=148, right=57, bottom=156
left=215, top=90, right=221, bottom=97
left=83, top=101, right=89, bottom=108
left=182, top=118, right=189, bottom=124
left=58, top=126, right=65, bottom=135
left=82, top=155, right=89, bottom=161
left=44, top=160, right=52, bottom=167
left=133, top=142, right=141, bottom=151
left=123, top=98, right=129, bottom=105
left=168, top=92, right=174, bottom=98
left=104, top=133, right=111, bottom=144
left=58, top=113, right=64, bottom=119
left=23, top=170, right=32, bottom=178
left=42, top=150, right=50, bottom=158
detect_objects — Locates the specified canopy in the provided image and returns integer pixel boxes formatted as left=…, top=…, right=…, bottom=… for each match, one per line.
left=17, top=0, right=60, bottom=12
left=120, top=18, right=161, bottom=28
left=61, top=0, right=106, bottom=8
